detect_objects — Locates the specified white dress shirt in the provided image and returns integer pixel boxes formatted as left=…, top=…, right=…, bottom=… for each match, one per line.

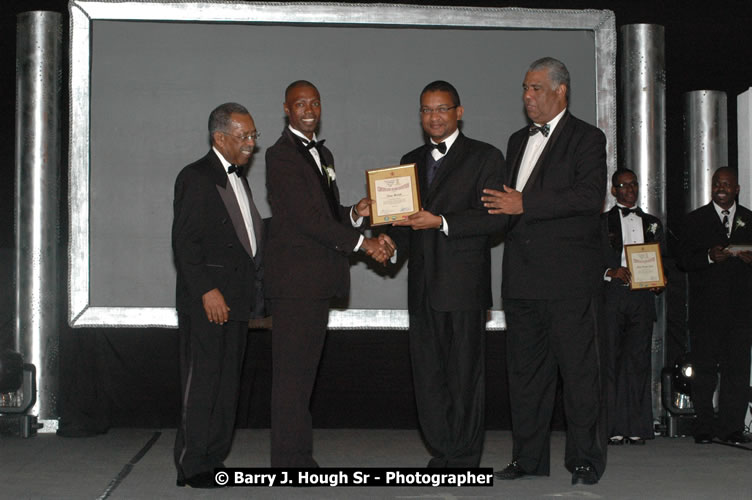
left=213, top=147, right=257, bottom=257
left=515, top=107, right=567, bottom=191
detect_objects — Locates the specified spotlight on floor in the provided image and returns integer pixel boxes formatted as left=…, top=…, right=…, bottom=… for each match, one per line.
left=0, top=349, right=39, bottom=438
left=662, top=353, right=696, bottom=437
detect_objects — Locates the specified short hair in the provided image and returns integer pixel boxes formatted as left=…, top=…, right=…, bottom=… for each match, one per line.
left=529, top=57, right=570, bottom=101
left=208, top=102, right=250, bottom=136
left=420, top=80, right=461, bottom=107
left=612, top=168, right=637, bottom=187
left=285, top=80, right=318, bottom=101
left=713, top=166, right=737, bottom=183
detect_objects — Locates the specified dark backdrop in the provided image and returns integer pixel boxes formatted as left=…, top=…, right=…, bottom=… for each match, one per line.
left=2, top=1, right=751, bottom=433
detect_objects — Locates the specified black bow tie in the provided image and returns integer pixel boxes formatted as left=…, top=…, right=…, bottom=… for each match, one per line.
left=529, top=123, right=550, bottom=137
left=619, top=206, right=641, bottom=217
left=227, top=164, right=243, bottom=176
left=305, top=139, right=325, bottom=151
left=431, top=142, right=447, bottom=154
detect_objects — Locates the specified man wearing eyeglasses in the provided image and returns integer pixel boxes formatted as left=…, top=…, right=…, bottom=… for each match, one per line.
left=390, top=80, right=506, bottom=468
left=265, top=80, right=395, bottom=467
left=172, top=102, right=265, bottom=488
left=601, top=168, right=665, bottom=446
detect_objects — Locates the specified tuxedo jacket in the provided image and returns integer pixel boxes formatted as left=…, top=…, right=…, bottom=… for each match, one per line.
left=502, top=112, right=607, bottom=300
left=678, top=202, right=752, bottom=327
left=391, top=133, right=506, bottom=312
left=172, top=150, right=264, bottom=321
left=601, top=206, right=666, bottom=318
left=265, top=128, right=362, bottom=300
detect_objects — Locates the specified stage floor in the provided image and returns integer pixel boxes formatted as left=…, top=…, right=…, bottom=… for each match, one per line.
left=1, top=428, right=750, bottom=499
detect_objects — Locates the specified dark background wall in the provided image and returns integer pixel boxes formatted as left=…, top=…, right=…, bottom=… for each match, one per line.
left=2, top=1, right=751, bottom=431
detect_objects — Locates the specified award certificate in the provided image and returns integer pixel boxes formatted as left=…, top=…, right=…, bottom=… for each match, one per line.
left=366, top=164, right=421, bottom=226
left=624, top=242, right=666, bottom=290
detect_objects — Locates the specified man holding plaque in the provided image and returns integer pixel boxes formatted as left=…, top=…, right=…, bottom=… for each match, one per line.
left=678, top=166, right=752, bottom=445
left=482, top=57, right=607, bottom=485
left=265, top=80, right=394, bottom=467
left=601, top=168, right=665, bottom=446
left=391, top=80, right=506, bottom=468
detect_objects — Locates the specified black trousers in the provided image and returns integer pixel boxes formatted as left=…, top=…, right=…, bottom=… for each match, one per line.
left=270, top=297, right=330, bottom=468
left=504, top=296, right=607, bottom=478
left=603, top=284, right=655, bottom=439
left=174, top=309, right=247, bottom=478
left=409, top=301, right=486, bottom=467
left=690, top=322, right=751, bottom=438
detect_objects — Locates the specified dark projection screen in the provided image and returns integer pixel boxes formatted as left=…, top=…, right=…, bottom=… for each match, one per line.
left=69, top=2, right=616, bottom=328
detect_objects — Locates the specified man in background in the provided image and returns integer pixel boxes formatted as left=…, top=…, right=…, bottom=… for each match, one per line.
left=678, top=166, right=752, bottom=445
left=601, top=168, right=665, bottom=446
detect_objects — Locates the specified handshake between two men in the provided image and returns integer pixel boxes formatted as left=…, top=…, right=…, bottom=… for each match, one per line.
left=352, top=197, right=396, bottom=264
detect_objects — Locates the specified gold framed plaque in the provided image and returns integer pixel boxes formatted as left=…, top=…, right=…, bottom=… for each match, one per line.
left=624, top=242, right=666, bottom=290
left=366, top=163, right=422, bottom=226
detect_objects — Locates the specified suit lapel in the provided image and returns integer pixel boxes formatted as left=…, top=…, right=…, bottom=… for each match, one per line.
left=607, top=207, right=623, bottom=250
left=508, top=135, right=527, bottom=188
left=426, top=134, right=467, bottom=201
left=416, top=147, right=431, bottom=204
left=284, top=128, right=342, bottom=221
left=240, top=176, right=264, bottom=265
left=208, top=152, right=254, bottom=258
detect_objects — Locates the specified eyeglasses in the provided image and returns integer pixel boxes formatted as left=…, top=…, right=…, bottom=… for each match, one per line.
left=419, top=106, right=458, bottom=115
left=615, top=181, right=638, bottom=189
left=222, top=131, right=260, bottom=142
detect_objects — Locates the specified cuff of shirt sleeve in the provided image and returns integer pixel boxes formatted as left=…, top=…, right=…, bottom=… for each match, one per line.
left=440, top=215, right=448, bottom=236
left=351, top=206, right=364, bottom=227
left=354, top=234, right=364, bottom=252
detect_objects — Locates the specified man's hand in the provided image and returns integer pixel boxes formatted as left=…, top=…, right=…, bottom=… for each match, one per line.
left=392, top=210, right=442, bottom=230
left=353, top=197, right=374, bottom=219
left=481, top=186, right=523, bottom=215
left=202, top=288, right=230, bottom=324
left=709, top=245, right=730, bottom=263
left=361, top=236, right=394, bottom=264
left=378, top=233, right=396, bottom=255
left=606, top=266, right=631, bottom=285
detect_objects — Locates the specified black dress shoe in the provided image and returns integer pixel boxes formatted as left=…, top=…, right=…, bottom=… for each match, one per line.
left=608, top=437, right=625, bottom=445
left=571, top=464, right=598, bottom=485
left=494, top=461, right=529, bottom=480
left=627, top=437, right=646, bottom=445
left=694, top=433, right=713, bottom=444
left=176, top=471, right=222, bottom=488
left=720, top=431, right=752, bottom=444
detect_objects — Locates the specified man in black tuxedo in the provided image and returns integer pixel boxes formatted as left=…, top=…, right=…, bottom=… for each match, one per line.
left=678, top=167, right=752, bottom=445
left=391, top=81, right=506, bottom=468
left=172, top=102, right=265, bottom=488
left=482, top=57, right=607, bottom=485
left=265, top=80, right=394, bottom=467
left=601, top=168, right=665, bottom=446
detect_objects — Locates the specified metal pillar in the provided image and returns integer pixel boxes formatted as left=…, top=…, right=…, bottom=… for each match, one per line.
left=619, top=24, right=667, bottom=425
left=15, top=11, right=63, bottom=426
left=683, top=91, right=728, bottom=212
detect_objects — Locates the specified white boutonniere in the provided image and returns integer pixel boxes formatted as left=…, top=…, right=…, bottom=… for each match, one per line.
left=647, top=223, right=658, bottom=235
left=735, top=218, right=746, bottom=230
left=324, top=165, right=336, bottom=184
